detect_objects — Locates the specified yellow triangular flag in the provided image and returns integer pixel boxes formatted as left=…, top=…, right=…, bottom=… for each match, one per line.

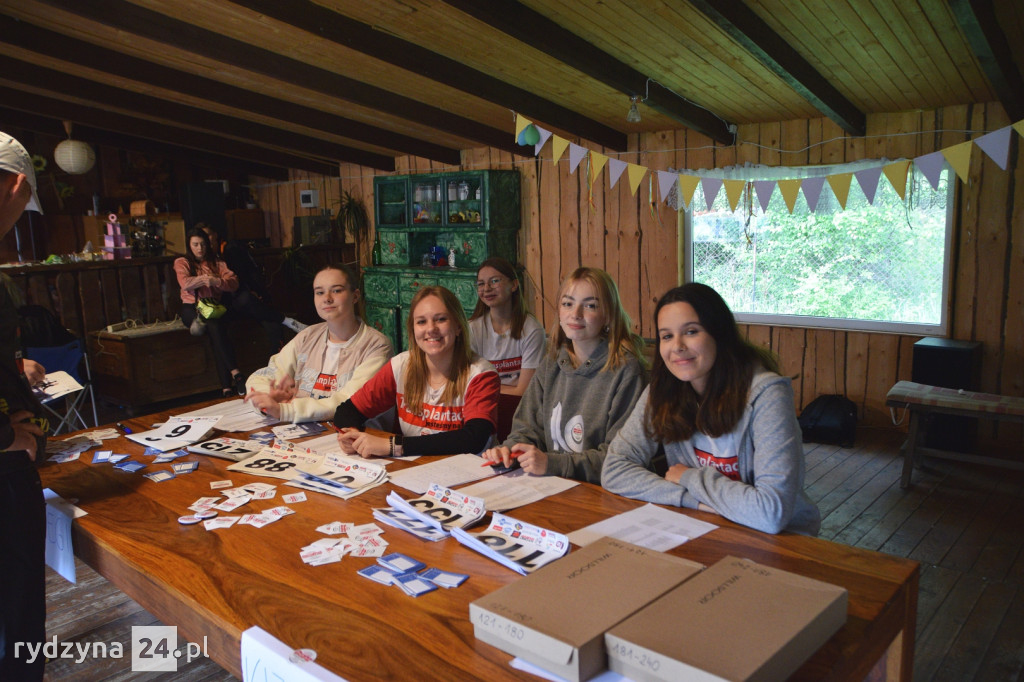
left=1013, top=120, right=1024, bottom=138
left=627, top=163, right=647, bottom=196
left=942, top=140, right=973, bottom=183
left=515, top=114, right=531, bottom=139
left=551, top=135, right=569, bottom=165
left=777, top=179, right=802, bottom=214
left=677, top=174, right=700, bottom=208
left=723, top=179, right=745, bottom=212
left=827, top=173, right=852, bottom=210
left=590, top=151, right=609, bottom=183
left=883, top=160, right=911, bottom=200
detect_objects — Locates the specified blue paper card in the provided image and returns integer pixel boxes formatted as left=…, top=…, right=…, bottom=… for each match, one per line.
left=378, top=552, right=426, bottom=574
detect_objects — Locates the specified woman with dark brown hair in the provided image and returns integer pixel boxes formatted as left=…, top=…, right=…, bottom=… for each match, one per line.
left=602, top=283, right=820, bottom=535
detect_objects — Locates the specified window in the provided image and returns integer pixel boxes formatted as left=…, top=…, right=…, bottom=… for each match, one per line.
left=685, top=165, right=953, bottom=334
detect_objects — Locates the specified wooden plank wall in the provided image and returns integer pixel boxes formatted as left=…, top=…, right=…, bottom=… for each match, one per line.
left=250, top=102, right=1023, bottom=449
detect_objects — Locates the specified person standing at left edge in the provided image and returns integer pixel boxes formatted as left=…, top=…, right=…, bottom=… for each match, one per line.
left=0, top=132, right=48, bottom=681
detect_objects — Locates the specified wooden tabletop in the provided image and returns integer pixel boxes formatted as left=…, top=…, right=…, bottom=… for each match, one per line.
left=39, top=400, right=918, bottom=681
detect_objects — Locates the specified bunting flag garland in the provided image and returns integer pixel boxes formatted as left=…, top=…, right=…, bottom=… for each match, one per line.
left=678, top=174, right=700, bottom=209
left=724, top=179, right=745, bottom=212
left=607, top=157, right=627, bottom=189
left=915, top=151, right=945, bottom=190
left=753, top=180, right=776, bottom=213
left=511, top=112, right=1024, bottom=218
left=777, top=179, right=802, bottom=214
left=883, top=160, right=911, bottom=200
left=801, top=176, right=826, bottom=212
left=568, top=143, right=587, bottom=174
left=827, top=173, right=852, bottom=210
left=701, top=178, right=723, bottom=211
left=974, top=127, right=1012, bottom=170
left=853, top=166, right=883, bottom=205
left=627, top=163, right=646, bottom=196
left=656, top=170, right=677, bottom=202
left=942, top=140, right=973, bottom=183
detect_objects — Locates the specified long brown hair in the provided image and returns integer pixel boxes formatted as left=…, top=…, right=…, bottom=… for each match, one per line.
left=548, top=267, right=646, bottom=371
left=183, top=227, right=219, bottom=277
left=646, top=283, right=780, bottom=442
left=403, top=286, right=474, bottom=414
left=469, top=257, right=529, bottom=339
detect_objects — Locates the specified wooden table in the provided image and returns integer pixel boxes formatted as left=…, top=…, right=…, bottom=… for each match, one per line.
left=39, top=401, right=918, bottom=681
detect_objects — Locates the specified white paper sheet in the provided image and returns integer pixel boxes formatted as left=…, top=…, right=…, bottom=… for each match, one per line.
left=179, top=399, right=280, bottom=433
left=567, top=503, right=718, bottom=551
left=386, top=453, right=495, bottom=493
left=456, top=468, right=578, bottom=512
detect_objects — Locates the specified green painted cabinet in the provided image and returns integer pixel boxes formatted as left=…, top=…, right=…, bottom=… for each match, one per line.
left=367, top=170, right=521, bottom=350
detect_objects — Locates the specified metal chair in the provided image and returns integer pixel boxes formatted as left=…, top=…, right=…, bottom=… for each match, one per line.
left=26, top=338, right=98, bottom=435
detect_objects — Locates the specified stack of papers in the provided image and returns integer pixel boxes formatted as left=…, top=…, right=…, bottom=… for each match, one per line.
left=187, top=437, right=264, bottom=462
left=385, top=483, right=486, bottom=535
left=372, top=507, right=449, bottom=542
left=126, top=416, right=219, bottom=452
left=451, top=512, right=569, bottom=575
left=285, top=453, right=388, bottom=500
left=227, top=443, right=322, bottom=480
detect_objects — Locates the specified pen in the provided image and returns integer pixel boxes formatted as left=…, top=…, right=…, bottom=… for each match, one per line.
left=481, top=452, right=520, bottom=467
left=116, top=422, right=133, bottom=435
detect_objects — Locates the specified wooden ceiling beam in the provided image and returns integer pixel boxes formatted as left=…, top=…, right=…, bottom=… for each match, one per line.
left=441, top=0, right=735, bottom=145
left=688, top=0, right=866, bottom=136
left=0, top=86, right=343, bottom=176
left=0, top=54, right=395, bottom=171
left=231, top=0, right=626, bottom=151
left=0, top=15, right=461, bottom=166
left=950, top=0, right=1024, bottom=121
left=0, top=106, right=290, bottom=181
left=34, top=0, right=524, bottom=156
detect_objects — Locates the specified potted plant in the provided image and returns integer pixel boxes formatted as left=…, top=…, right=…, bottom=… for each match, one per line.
left=336, top=189, right=369, bottom=256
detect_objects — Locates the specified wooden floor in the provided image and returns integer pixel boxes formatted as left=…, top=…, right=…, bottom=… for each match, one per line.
left=40, top=427, right=1024, bottom=681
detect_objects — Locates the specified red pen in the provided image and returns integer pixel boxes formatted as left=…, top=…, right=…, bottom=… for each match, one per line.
left=481, top=451, right=520, bottom=467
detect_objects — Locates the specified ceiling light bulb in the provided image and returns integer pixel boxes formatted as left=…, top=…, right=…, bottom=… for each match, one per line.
left=626, top=96, right=642, bottom=123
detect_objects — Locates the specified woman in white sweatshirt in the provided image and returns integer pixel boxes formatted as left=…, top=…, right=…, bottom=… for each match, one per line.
left=244, top=264, right=392, bottom=422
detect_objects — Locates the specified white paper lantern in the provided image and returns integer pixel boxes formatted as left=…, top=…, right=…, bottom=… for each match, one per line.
left=54, top=139, right=96, bottom=174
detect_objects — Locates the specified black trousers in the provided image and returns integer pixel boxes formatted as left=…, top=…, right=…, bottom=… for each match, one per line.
left=181, top=303, right=237, bottom=389
left=0, top=467, right=46, bottom=681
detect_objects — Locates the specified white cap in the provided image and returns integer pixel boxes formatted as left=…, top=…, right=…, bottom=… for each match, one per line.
left=0, top=131, right=43, bottom=214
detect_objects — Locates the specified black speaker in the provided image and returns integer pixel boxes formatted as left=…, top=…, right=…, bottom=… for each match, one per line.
left=180, top=182, right=227, bottom=237
left=912, top=337, right=982, bottom=452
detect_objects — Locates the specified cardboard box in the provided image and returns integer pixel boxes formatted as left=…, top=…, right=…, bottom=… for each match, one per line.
left=469, top=537, right=703, bottom=682
left=605, top=556, right=848, bottom=682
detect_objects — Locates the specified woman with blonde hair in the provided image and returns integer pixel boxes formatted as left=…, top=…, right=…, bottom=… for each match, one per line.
left=482, top=267, right=647, bottom=482
left=333, top=286, right=499, bottom=457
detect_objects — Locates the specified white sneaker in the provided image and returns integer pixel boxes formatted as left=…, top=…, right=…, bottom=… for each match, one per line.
left=282, top=317, right=308, bottom=333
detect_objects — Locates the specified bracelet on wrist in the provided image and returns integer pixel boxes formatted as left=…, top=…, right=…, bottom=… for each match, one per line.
left=388, top=436, right=394, bottom=457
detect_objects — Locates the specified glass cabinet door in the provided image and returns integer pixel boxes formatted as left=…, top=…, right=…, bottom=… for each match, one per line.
left=375, top=179, right=408, bottom=227
left=411, top=178, right=443, bottom=227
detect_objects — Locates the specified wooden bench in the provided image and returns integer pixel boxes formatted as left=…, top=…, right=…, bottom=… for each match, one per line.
left=885, top=380, right=1024, bottom=488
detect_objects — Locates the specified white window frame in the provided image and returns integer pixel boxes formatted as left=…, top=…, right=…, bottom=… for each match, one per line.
left=681, top=164, right=955, bottom=336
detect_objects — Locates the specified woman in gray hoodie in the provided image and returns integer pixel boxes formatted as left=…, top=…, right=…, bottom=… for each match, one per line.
left=602, top=283, right=820, bottom=535
left=481, top=267, right=648, bottom=483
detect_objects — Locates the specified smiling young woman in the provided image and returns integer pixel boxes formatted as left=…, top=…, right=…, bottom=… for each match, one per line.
left=481, top=267, right=648, bottom=483
left=332, top=286, right=500, bottom=458
left=601, top=283, right=821, bottom=536
left=243, top=264, right=392, bottom=423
